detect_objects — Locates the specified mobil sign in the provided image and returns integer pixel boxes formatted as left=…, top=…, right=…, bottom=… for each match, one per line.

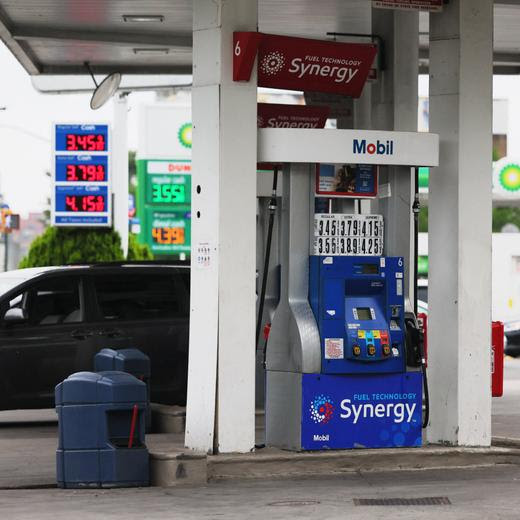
left=234, top=32, right=377, bottom=97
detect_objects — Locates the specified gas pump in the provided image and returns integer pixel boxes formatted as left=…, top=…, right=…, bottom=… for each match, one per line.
left=260, top=129, right=438, bottom=451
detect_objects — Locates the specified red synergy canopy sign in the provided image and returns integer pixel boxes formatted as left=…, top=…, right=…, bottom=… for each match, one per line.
left=234, top=33, right=377, bottom=98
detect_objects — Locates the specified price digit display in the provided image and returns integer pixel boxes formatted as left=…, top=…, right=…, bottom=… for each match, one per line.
left=313, top=214, right=384, bottom=256
left=65, top=133, right=106, bottom=151
left=151, top=184, right=186, bottom=204
left=151, top=227, right=185, bottom=245
left=65, top=164, right=106, bottom=182
left=64, top=195, right=106, bottom=213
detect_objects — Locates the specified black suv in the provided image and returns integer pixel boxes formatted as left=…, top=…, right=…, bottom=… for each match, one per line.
left=0, top=263, right=189, bottom=410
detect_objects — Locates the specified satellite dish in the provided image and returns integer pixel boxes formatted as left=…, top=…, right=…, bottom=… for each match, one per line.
left=90, top=72, right=122, bottom=110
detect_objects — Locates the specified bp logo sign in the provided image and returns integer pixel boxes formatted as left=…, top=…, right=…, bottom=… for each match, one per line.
left=494, top=158, right=520, bottom=196
left=178, top=122, right=192, bottom=149
left=499, top=163, right=520, bottom=192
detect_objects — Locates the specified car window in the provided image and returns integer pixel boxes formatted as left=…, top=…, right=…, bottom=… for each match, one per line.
left=2, top=276, right=82, bottom=326
left=92, top=273, right=186, bottom=321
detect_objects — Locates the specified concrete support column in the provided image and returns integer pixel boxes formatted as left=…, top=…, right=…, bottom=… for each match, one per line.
left=186, top=0, right=258, bottom=453
left=371, top=9, right=418, bottom=302
left=428, top=0, right=493, bottom=445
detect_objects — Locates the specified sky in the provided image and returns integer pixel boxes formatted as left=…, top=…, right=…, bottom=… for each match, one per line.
left=0, top=42, right=155, bottom=217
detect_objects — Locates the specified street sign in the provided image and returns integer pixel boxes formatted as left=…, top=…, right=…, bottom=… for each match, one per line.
left=52, top=123, right=111, bottom=227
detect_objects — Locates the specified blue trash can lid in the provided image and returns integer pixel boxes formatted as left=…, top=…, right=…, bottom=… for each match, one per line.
left=94, top=348, right=151, bottom=378
left=55, top=371, right=147, bottom=406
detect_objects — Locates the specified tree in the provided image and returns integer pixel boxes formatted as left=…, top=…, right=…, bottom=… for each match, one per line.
left=19, top=228, right=151, bottom=268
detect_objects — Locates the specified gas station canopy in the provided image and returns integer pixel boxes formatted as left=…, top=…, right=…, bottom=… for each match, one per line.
left=1, top=0, right=520, bottom=76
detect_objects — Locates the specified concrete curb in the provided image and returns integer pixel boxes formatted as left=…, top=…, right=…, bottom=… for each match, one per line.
left=151, top=404, right=186, bottom=434
left=148, top=443, right=520, bottom=486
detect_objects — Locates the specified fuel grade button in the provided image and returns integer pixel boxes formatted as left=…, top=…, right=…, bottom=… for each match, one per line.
left=382, top=344, right=391, bottom=356
left=353, top=344, right=361, bottom=356
left=367, top=344, right=376, bottom=356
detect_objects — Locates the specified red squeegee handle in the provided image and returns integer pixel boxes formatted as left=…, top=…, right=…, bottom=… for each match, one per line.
left=128, top=404, right=138, bottom=448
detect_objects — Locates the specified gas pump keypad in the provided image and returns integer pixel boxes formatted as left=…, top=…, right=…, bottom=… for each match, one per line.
left=355, top=329, right=390, bottom=360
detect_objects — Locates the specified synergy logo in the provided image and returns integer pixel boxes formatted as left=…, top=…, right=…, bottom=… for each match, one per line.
left=353, top=139, right=394, bottom=155
left=260, top=51, right=286, bottom=76
left=178, top=123, right=192, bottom=149
left=309, top=394, right=334, bottom=424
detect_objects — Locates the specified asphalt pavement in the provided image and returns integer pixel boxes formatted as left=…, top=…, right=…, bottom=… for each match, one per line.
left=0, top=358, right=519, bottom=518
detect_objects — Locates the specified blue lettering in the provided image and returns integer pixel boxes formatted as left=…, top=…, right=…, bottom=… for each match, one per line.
left=353, top=139, right=366, bottom=154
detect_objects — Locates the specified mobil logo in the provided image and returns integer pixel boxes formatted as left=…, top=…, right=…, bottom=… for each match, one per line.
left=353, top=139, right=394, bottom=155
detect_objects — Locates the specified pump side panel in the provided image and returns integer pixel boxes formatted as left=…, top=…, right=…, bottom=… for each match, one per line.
left=301, top=372, right=422, bottom=450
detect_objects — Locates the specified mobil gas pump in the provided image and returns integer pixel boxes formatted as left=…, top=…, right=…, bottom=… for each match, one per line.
left=261, top=129, right=438, bottom=451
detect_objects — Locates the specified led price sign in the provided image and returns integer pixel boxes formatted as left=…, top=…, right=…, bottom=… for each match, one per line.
left=55, top=155, right=108, bottom=183
left=152, top=227, right=185, bottom=245
left=151, top=183, right=186, bottom=204
left=55, top=124, right=109, bottom=152
left=55, top=185, right=109, bottom=213
left=146, top=173, right=190, bottom=205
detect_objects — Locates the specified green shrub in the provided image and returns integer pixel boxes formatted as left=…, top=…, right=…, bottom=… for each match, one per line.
left=127, top=233, right=153, bottom=261
left=19, top=228, right=152, bottom=268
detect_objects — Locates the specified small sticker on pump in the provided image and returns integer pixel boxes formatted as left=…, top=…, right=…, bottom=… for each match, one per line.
left=323, top=257, right=333, bottom=264
left=380, top=257, right=385, bottom=267
left=325, top=338, right=344, bottom=359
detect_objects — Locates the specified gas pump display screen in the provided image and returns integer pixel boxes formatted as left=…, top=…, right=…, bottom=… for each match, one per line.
left=355, top=308, right=373, bottom=320
left=357, top=263, right=379, bottom=275
left=55, top=124, right=109, bottom=152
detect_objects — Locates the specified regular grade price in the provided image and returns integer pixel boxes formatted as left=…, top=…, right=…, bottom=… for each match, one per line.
left=66, top=133, right=106, bottom=152
left=316, top=217, right=382, bottom=238
left=152, top=227, right=185, bottom=245
left=65, top=195, right=106, bottom=213
left=151, top=183, right=186, bottom=204
left=66, top=164, right=106, bottom=182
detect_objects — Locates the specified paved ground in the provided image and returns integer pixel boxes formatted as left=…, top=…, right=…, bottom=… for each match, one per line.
left=0, top=358, right=519, bottom=517
left=0, top=466, right=520, bottom=519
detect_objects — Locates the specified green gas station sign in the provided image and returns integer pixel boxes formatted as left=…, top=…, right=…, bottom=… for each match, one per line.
left=136, top=159, right=191, bottom=257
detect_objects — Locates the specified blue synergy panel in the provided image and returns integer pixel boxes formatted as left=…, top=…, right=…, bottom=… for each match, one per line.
left=309, top=255, right=406, bottom=375
left=55, top=155, right=109, bottom=183
left=55, top=124, right=109, bottom=152
left=301, top=372, right=422, bottom=450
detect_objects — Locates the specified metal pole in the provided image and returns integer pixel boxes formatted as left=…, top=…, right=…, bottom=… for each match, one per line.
left=4, top=233, right=8, bottom=272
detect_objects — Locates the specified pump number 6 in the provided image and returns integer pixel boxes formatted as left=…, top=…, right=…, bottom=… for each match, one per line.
left=398, top=258, right=403, bottom=267
left=234, top=41, right=241, bottom=56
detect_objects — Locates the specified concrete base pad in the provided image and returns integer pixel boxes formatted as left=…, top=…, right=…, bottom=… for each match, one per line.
left=148, top=441, right=520, bottom=486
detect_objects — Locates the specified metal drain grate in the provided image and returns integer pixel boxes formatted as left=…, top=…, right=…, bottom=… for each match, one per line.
left=354, top=497, right=451, bottom=506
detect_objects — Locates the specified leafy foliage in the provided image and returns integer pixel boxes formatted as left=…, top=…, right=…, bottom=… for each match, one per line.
left=19, top=228, right=152, bottom=268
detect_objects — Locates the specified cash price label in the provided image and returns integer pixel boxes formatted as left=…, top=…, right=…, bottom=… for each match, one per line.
left=313, top=214, right=384, bottom=256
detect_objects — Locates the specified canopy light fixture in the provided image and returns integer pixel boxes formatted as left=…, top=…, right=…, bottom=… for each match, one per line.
left=84, top=62, right=122, bottom=110
left=133, top=48, right=170, bottom=55
left=123, top=14, right=164, bottom=23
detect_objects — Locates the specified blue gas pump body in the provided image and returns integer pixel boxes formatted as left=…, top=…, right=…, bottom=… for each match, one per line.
left=297, top=255, right=422, bottom=450
left=309, top=255, right=406, bottom=375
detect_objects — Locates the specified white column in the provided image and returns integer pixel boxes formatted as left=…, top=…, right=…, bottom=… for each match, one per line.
left=371, top=9, right=418, bottom=299
left=112, top=93, right=129, bottom=256
left=429, top=0, right=493, bottom=445
left=186, top=0, right=257, bottom=454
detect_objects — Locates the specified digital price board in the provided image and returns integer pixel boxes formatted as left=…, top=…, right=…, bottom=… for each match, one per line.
left=52, top=123, right=111, bottom=227
left=55, top=155, right=108, bottom=183
left=151, top=183, right=186, bottom=204
left=55, top=124, right=109, bottom=152
left=152, top=226, right=185, bottom=245
left=313, top=214, right=384, bottom=256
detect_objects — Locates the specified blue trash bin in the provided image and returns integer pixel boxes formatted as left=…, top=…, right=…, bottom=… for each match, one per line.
left=94, top=348, right=151, bottom=430
left=55, top=371, right=149, bottom=488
